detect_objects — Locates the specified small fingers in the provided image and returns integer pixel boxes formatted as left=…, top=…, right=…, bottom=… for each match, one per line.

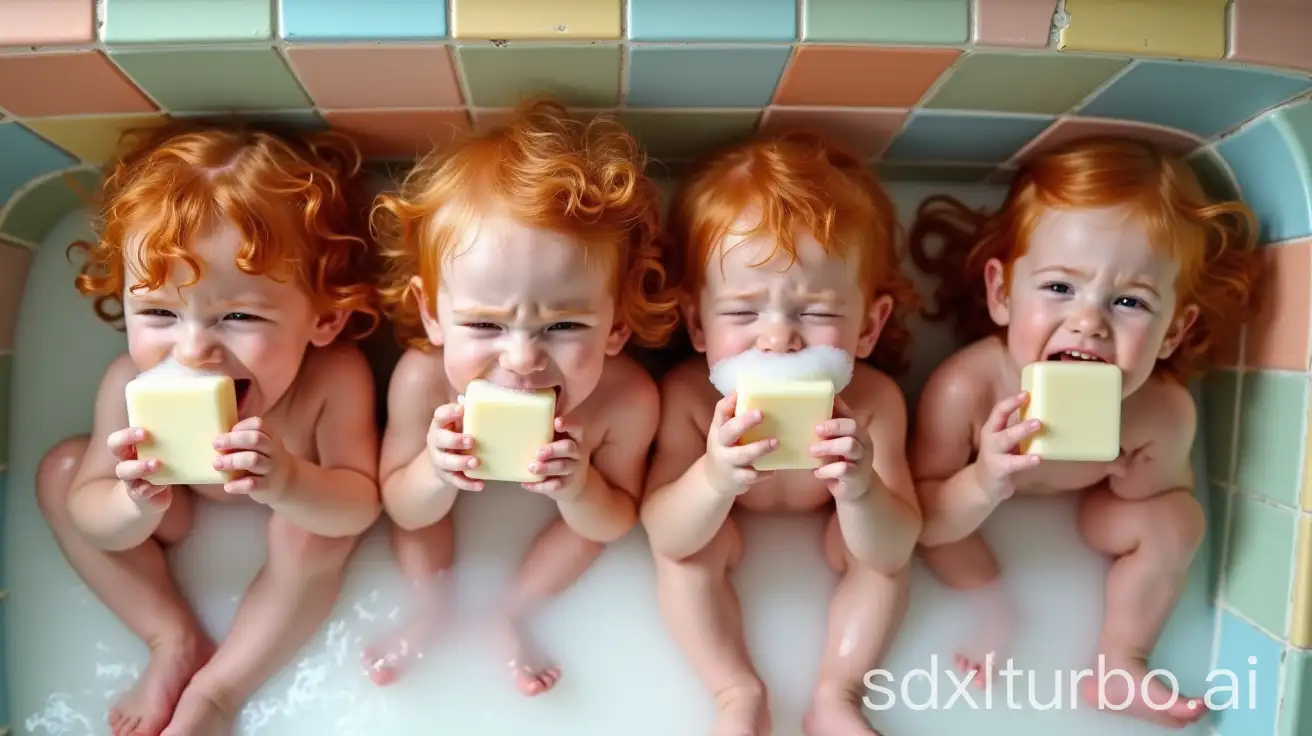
left=126, top=478, right=169, bottom=506
left=716, top=409, right=764, bottom=447
left=434, top=403, right=464, bottom=430
left=813, top=461, right=855, bottom=480
left=710, top=393, right=738, bottom=429
left=729, top=467, right=772, bottom=489
left=116, top=457, right=159, bottom=482
left=994, top=417, right=1043, bottom=452
left=985, top=391, right=1029, bottom=433
left=107, top=428, right=146, bottom=460
left=522, top=478, right=564, bottom=494
left=214, top=450, right=271, bottom=475
left=431, top=449, right=479, bottom=474
left=810, top=436, right=862, bottom=461
left=214, top=429, right=271, bottom=453
left=815, top=417, right=858, bottom=439
left=998, top=453, right=1041, bottom=476
left=722, top=437, right=777, bottom=467
left=441, top=470, right=484, bottom=492
left=536, top=439, right=579, bottom=462
left=528, top=459, right=574, bottom=477
left=430, top=426, right=472, bottom=453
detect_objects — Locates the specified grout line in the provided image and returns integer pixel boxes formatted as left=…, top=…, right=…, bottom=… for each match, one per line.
left=1220, top=600, right=1285, bottom=642
left=0, top=164, right=101, bottom=233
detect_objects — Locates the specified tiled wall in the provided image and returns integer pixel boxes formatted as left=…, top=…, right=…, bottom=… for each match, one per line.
left=1, top=1, right=1311, bottom=733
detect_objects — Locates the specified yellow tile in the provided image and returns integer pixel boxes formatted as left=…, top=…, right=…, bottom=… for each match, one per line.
left=1292, top=515, right=1312, bottom=646
left=451, top=0, right=621, bottom=39
left=1059, top=0, right=1227, bottom=60
left=24, top=114, right=170, bottom=164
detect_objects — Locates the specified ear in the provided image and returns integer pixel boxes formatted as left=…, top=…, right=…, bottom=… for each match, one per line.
left=605, top=319, right=631, bottom=356
left=413, top=275, right=444, bottom=347
left=1159, top=303, right=1200, bottom=359
left=682, top=294, right=707, bottom=353
left=309, top=308, right=351, bottom=347
left=855, top=293, right=894, bottom=359
left=984, top=258, right=1011, bottom=326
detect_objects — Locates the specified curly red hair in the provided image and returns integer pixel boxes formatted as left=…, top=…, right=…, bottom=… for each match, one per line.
left=71, top=121, right=380, bottom=339
left=372, top=98, right=676, bottom=351
left=908, top=136, right=1262, bottom=383
left=664, top=130, right=919, bottom=376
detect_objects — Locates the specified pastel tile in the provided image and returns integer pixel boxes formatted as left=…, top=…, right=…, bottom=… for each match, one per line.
left=774, top=46, right=960, bottom=108
left=0, top=0, right=94, bottom=46
left=280, top=0, right=447, bottom=40
left=1213, top=610, right=1281, bottom=736
left=972, top=0, right=1059, bottom=48
left=1059, top=0, right=1228, bottom=60
left=0, top=169, right=99, bottom=245
left=881, top=111, right=1054, bottom=164
left=1224, top=492, right=1297, bottom=635
left=627, top=47, right=791, bottom=108
left=452, top=0, right=621, bottom=40
left=1230, top=0, right=1312, bottom=73
left=1234, top=371, right=1307, bottom=507
left=1291, top=516, right=1312, bottom=646
left=1281, top=647, right=1312, bottom=735
left=627, top=0, right=796, bottom=41
left=175, top=110, right=327, bottom=132
left=286, top=46, right=463, bottom=110
left=323, top=110, right=471, bottom=160
left=1013, top=118, right=1204, bottom=167
left=0, top=51, right=156, bottom=117
left=1203, top=369, right=1239, bottom=483
left=923, top=50, right=1128, bottom=115
left=103, top=0, right=272, bottom=44
left=23, top=114, right=169, bottom=164
left=1208, top=481, right=1231, bottom=598
left=457, top=46, right=621, bottom=108
left=0, top=356, right=8, bottom=466
left=1078, top=59, right=1312, bottom=139
left=1244, top=241, right=1312, bottom=372
left=804, top=0, right=969, bottom=44
left=1187, top=146, right=1241, bottom=201
left=1217, top=102, right=1312, bottom=244
left=110, top=48, right=312, bottom=113
left=618, top=110, right=761, bottom=163
left=0, top=243, right=32, bottom=351
left=471, top=107, right=601, bottom=134
left=876, top=163, right=995, bottom=183
left=0, top=123, right=78, bottom=205
left=759, top=108, right=908, bottom=159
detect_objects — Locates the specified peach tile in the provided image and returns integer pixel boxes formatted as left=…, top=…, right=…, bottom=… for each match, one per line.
left=0, top=0, right=94, bottom=47
left=0, top=51, right=157, bottom=117
left=773, top=46, right=960, bottom=108
left=1245, top=240, right=1312, bottom=372
left=1229, top=0, right=1312, bottom=73
left=759, top=108, right=909, bottom=159
left=1059, top=0, right=1227, bottom=60
left=1292, top=516, right=1312, bottom=645
left=1011, top=117, right=1205, bottom=165
left=23, top=114, right=170, bottom=164
left=452, top=0, right=622, bottom=40
left=0, top=242, right=32, bottom=351
left=323, top=110, right=472, bottom=159
left=285, top=46, right=463, bottom=110
left=973, top=0, right=1059, bottom=48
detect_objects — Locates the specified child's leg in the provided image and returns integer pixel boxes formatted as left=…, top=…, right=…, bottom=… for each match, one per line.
left=36, top=435, right=212, bottom=736
left=495, top=516, right=603, bottom=695
left=918, top=531, right=1017, bottom=683
left=1076, top=486, right=1206, bottom=727
left=362, top=515, right=454, bottom=685
left=162, top=512, right=362, bottom=735
left=652, top=517, right=769, bottom=736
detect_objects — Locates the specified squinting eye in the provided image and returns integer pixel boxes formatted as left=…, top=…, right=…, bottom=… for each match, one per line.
left=138, top=308, right=174, bottom=318
left=224, top=312, right=259, bottom=321
left=545, top=322, right=585, bottom=332
left=802, top=312, right=840, bottom=319
left=1041, top=282, right=1072, bottom=294
left=463, top=322, right=500, bottom=330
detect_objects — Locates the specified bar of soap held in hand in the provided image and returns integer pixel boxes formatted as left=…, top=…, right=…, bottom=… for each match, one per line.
left=1018, top=361, right=1122, bottom=462
left=124, top=358, right=240, bottom=485
left=459, top=379, right=557, bottom=482
left=736, top=379, right=836, bottom=471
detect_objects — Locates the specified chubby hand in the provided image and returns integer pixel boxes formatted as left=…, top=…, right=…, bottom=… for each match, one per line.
left=811, top=397, right=874, bottom=502
left=107, top=426, right=172, bottom=511
left=973, top=390, right=1042, bottom=501
left=705, top=392, right=777, bottom=498
left=213, top=416, right=296, bottom=499
left=427, top=402, right=484, bottom=492
left=524, top=418, right=587, bottom=499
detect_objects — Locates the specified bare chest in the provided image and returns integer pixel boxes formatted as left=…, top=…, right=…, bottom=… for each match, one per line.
left=1012, top=459, right=1115, bottom=495
left=734, top=469, right=833, bottom=512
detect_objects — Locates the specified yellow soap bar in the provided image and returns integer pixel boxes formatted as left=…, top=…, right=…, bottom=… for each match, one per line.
left=461, top=379, right=557, bottom=482
left=1019, top=361, right=1122, bottom=462
left=125, top=372, right=239, bottom=486
left=736, top=379, right=835, bottom=471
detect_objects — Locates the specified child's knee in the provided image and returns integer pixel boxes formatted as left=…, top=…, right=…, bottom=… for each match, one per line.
left=656, top=517, right=742, bottom=571
left=268, top=513, right=360, bottom=575
left=1146, top=491, right=1206, bottom=556
left=35, top=435, right=90, bottom=519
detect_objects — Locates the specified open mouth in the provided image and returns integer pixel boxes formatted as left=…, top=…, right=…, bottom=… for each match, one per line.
left=234, top=379, right=253, bottom=412
left=1046, top=349, right=1108, bottom=363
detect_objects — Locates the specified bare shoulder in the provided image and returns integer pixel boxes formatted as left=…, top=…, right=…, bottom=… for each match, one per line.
left=1124, top=377, right=1197, bottom=449
left=100, top=352, right=141, bottom=395
left=594, top=353, right=660, bottom=422
left=917, top=337, right=1004, bottom=419
left=843, top=363, right=906, bottom=421
left=302, top=342, right=373, bottom=385
left=387, top=346, right=451, bottom=398
left=660, top=357, right=716, bottom=426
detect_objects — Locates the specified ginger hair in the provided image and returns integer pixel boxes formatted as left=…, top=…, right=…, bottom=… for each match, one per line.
left=665, top=130, right=919, bottom=376
left=908, top=136, right=1261, bottom=383
left=71, top=121, right=380, bottom=339
left=372, top=98, right=676, bottom=351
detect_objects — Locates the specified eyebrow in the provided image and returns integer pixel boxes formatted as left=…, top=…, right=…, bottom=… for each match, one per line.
left=716, top=290, right=766, bottom=301
left=454, top=305, right=597, bottom=320
left=798, top=289, right=843, bottom=303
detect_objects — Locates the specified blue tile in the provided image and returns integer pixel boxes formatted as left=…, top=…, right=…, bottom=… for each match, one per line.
left=1078, top=60, right=1312, bottom=139
left=626, top=47, right=792, bottom=108
left=881, top=111, right=1054, bottom=164
left=0, top=123, right=77, bottom=205
left=627, top=0, right=796, bottom=41
left=1216, top=107, right=1312, bottom=244
left=1213, top=611, right=1281, bottom=736
left=280, top=0, right=447, bottom=41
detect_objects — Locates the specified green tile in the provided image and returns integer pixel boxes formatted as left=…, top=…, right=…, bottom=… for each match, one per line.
left=103, top=0, right=273, bottom=44
left=1224, top=493, right=1296, bottom=636
left=1209, top=482, right=1231, bottom=601
left=457, top=46, right=622, bottom=108
left=110, top=48, right=312, bottom=113
left=804, top=0, right=969, bottom=44
left=1235, top=371, right=1307, bottom=507
left=1281, top=649, right=1312, bottom=736
left=923, top=50, right=1129, bottom=115
left=1204, top=369, right=1240, bottom=483
left=1188, top=146, right=1240, bottom=201
left=617, top=110, right=761, bottom=163
left=0, top=169, right=101, bottom=244
left=0, top=355, right=8, bottom=467
left=876, top=163, right=995, bottom=183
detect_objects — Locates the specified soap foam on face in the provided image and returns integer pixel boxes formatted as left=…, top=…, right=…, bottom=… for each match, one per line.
left=708, top=345, right=855, bottom=397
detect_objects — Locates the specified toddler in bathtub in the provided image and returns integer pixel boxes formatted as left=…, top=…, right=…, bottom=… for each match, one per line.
left=360, top=99, right=677, bottom=691
left=907, top=137, right=1262, bottom=727
left=36, top=123, right=383, bottom=735
left=640, top=131, right=924, bottom=736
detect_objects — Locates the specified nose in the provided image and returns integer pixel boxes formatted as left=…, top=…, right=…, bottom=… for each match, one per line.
left=172, top=325, right=222, bottom=369
left=756, top=319, right=803, bottom=354
left=500, top=333, right=547, bottom=375
left=1068, top=305, right=1110, bottom=338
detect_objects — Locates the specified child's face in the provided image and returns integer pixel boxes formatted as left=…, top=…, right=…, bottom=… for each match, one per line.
left=985, top=204, right=1198, bottom=396
left=689, top=218, right=891, bottom=368
left=424, top=213, right=628, bottom=415
left=123, top=221, right=346, bottom=418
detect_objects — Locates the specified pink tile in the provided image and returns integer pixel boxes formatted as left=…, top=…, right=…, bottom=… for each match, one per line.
left=1229, top=0, right=1312, bottom=73
left=1244, top=239, right=1312, bottom=371
left=285, top=45, right=464, bottom=110
left=0, top=0, right=94, bottom=47
left=759, top=108, right=909, bottom=159
left=0, top=52, right=157, bottom=117
left=973, top=0, right=1059, bottom=48
left=0, top=242, right=32, bottom=351
left=324, top=110, right=472, bottom=159
left=1011, top=117, right=1204, bottom=166
left=774, top=46, right=960, bottom=108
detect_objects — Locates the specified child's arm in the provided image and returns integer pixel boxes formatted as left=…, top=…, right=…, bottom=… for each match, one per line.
left=377, top=349, right=461, bottom=531
left=1110, top=381, right=1196, bottom=500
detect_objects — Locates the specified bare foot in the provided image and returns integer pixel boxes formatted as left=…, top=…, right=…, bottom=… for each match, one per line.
left=955, top=583, right=1018, bottom=687
left=497, top=618, right=561, bottom=696
left=109, top=634, right=214, bottom=736
left=1079, top=656, right=1209, bottom=728
left=804, top=688, right=877, bottom=735
left=361, top=577, right=448, bottom=686
left=161, top=681, right=238, bottom=736
left=713, top=682, right=770, bottom=736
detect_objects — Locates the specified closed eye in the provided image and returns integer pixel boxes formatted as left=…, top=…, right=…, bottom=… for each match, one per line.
left=802, top=312, right=840, bottom=318
left=545, top=322, right=586, bottom=332
left=223, top=312, right=262, bottom=322
left=136, top=308, right=175, bottom=318
left=462, top=322, right=501, bottom=331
